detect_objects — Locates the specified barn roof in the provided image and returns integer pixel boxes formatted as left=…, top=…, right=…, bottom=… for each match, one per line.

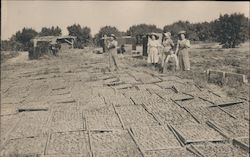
left=32, top=35, right=76, bottom=47
left=33, top=35, right=76, bottom=42
left=57, top=35, right=77, bottom=39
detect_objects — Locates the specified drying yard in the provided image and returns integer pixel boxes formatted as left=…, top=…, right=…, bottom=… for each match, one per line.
left=0, top=48, right=249, bottom=157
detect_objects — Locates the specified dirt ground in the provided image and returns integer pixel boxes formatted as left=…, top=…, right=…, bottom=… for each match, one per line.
left=0, top=46, right=249, bottom=157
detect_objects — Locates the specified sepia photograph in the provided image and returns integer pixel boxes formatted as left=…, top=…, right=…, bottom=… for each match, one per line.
left=1, top=1, right=249, bottom=156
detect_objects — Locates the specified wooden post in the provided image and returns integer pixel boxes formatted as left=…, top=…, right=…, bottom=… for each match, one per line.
left=71, top=38, right=74, bottom=49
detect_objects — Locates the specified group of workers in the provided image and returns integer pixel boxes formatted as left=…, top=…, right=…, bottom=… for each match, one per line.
left=102, top=30, right=191, bottom=72
left=147, top=31, right=191, bottom=72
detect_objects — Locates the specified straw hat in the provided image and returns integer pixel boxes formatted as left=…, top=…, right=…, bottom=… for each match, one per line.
left=110, top=34, right=117, bottom=39
left=164, top=32, right=171, bottom=38
left=178, top=30, right=186, bottom=35
left=150, top=33, right=159, bottom=39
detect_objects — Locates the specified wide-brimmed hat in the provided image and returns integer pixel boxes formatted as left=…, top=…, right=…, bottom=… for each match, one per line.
left=150, top=33, right=159, bottom=39
left=110, top=34, right=116, bottom=39
left=178, top=30, right=186, bottom=35
left=164, top=32, right=171, bottom=38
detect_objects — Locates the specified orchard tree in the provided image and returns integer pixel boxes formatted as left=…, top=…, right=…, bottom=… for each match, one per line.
left=126, top=24, right=162, bottom=45
left=163, top=21, right=194, bottom=41
left=97, top=26, right=121, bottom=37
left=15, top=28, right=38, bottom=50
left=95, top=26, right=121, bottom=46
left=39, top=26, right=62, bottom=36
left=127, top=24, right=162, bottom=37
left=214, top=13, right=249, bottom=48
left=194, top=22, right=216, bottom=42
left=67, top=24, right=92, bottom=48
left=163, top=20, right=218, bottom=42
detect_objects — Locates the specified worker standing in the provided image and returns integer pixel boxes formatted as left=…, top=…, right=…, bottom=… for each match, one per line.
left=175, top=31, right=191, bottom=71
left=107, top=34, right=119, bottom=71
left=161, top=32, right=175, bottom=69
left=50, top=40, right=59, bottom=56
left=147, top=33, right=161, bottom=70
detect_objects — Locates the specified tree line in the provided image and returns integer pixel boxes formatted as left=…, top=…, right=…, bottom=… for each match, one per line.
left=1, top=13, right=249, bottom=51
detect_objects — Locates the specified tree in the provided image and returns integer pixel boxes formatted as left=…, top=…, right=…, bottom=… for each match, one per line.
left=163, top=20, right=220, bottom=42
left=15, top=28, right=38, bottom=51
left=94, top=26, right=121, bottom=46
left=127, top=24, right=162, bottom=37
left=163, top=21, right=195, bottom=42
left=39, top=26, right=62, bottom=36
left=214, top=13, right=249, bottom=48
left=67, top=24, right=92, bottom=48
left=1, top=40, right=12, bottom=51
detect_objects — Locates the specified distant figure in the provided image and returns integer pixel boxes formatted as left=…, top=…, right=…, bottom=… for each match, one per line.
left=117, top=44, right=126, bottom=54
left=102, top=34, right=109, bottom=53
left=175, top=31, right=191, bottom=71
left=147, top=33, right=161, bottom=69
left=50, top=40, right=59, bottom=56
left=107, top=34, right=119, bottom=71
left=161, top=32, right=175, bottom=72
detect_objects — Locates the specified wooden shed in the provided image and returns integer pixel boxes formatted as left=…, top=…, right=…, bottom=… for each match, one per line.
left=30, top=35, right=76, bottom=59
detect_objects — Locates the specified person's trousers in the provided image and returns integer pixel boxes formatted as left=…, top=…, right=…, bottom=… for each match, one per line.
left=108, top=49, right=119, bottom=70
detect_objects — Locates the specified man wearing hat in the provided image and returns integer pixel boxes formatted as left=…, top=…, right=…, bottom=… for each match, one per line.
left=175, top=30, right=191, bottom=71
left=107, top=34, right=119, bottom=71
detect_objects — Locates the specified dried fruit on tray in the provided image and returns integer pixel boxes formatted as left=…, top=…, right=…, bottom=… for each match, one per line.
left=1, top=136, right=47, bottom=156
left=131, top=126, right=181, bottom=151
left=171, top=124, right=225, bottom=144
left=46, top=131, right=90, bottom=155
left=90, top=130, right=142, bottom=157
left=192, top=143, right=249, bottom=157
left=115, top=105, right=159, bottom=128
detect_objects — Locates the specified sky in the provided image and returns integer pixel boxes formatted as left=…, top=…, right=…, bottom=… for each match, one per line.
left=1, top=1, right=249, bottom=40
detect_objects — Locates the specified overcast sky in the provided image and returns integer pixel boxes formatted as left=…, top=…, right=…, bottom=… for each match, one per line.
left=1, top=1, right=249, bottom=40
